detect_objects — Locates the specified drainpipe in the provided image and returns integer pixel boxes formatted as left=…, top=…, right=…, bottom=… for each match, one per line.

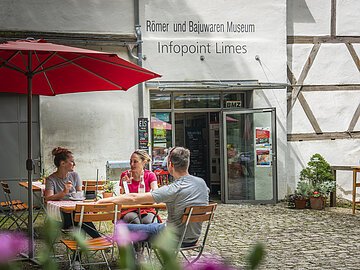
left=134, top=0, right=144, bottom=117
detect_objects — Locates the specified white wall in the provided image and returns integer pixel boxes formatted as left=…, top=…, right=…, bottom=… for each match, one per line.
left=287, top=0, right=360, bottom=200
left=0, top=0, right=140, bottom=179
left=0, top=0, right=134, bottom=34
left=143, top=0, right=288, bottom=200
left=36, top=42, right=141, bottom=179
left=253, top=89, right=288, bottom=198
left=8, top=0, right=358, bottom=203
left=142, top=0, right=287, bottom=83
left=40, top=90, right=138, bottom=179
left=287, top=0, right=331, bottom=36
left=337, top=0, right=360, bottom=36
left=288, top=141, right=360, bottom=199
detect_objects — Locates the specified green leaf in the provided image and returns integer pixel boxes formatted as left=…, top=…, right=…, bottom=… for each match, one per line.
left=37, top=217, right=60, bottom=270
left=42, top=217, right=61, bottom=248
left=118, top=245, right=136, bottom=270
left=151, top=226, right=182, bottom=270
left=71, top=231, right=89, bottom=253
left=246, top=242, right=265, bottom=270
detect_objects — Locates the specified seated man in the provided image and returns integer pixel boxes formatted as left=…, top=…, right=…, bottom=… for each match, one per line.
left=97, top=146, right=209, bottom=246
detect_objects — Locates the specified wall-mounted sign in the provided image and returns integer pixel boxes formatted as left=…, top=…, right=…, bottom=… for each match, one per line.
left=138, top=118, right=149, bottom=151
left=143, top=0, right=286, bottom=81
left=226, top=101, right=242, bottom=108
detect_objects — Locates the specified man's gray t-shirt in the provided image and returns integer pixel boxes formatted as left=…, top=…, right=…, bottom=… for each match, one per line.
left=151, top=174, right=209, bottom=243
left=45, top=171, right=82, bottom=200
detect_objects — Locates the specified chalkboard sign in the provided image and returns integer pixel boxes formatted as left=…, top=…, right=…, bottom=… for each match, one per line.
left=138, top=118, right=149, bottom=150
left=185, top=128, right=207, bottom=181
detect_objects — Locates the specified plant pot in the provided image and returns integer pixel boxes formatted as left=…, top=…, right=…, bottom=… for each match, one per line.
left=103, top=192, right=113, bottom=198
left=294, top=198, right=307, bottom=209
left=310, top=196, right=325, bottom=210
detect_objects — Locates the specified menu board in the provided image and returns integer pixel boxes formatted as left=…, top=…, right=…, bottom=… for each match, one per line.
left=185, top=128, right=207, bottom=180
left=138, top=118, right=149, bottom=150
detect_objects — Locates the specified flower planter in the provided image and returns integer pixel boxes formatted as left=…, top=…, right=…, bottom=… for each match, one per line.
left=294, top=198, right=307, bottom=209
left=103, top=192, right=113, bottom=198
left=310, top=196, right=325, bottom=210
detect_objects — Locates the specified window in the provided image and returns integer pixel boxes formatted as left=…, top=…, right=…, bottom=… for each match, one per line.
left=151, top=112, right=172, bottom=170
left=150, top=93, right=171, bottom=109
left=223, top=93, right=245, bottom=108
left=174, top=93, right=220, bottom=108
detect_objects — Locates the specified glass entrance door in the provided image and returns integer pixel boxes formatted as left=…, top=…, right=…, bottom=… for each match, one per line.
left=222, top=108, right=277, bottom=203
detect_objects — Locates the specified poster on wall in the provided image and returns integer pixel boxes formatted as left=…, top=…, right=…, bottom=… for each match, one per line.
left=255, top=127, right=270, bottom=146
left=256, top=149, right=271, bottom=167
left=255, top=127, right=271, bottom=167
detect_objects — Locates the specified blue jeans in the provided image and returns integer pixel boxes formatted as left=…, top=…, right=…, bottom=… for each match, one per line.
left=127, top=223, right=166, bottom=241
left=127, top=223, right=198, bottom=249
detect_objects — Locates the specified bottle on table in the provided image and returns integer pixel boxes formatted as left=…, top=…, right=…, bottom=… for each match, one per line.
left=138, top=173, right=145, bottom=193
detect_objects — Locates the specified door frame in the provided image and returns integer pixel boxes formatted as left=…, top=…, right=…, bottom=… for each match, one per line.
left=220, top=107, right=277, bottom=204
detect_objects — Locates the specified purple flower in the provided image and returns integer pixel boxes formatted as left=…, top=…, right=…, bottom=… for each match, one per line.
left=184, top=257, right=239, bottom=270
left=0, top=232, right=28, bottom=263
left=113, top=221, right=147, bottom=246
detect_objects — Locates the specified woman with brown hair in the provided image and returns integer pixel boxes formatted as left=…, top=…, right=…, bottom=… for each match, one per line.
left=44, top=147, right=100, bottom=238
left=119, top=149, right=159, bottom=224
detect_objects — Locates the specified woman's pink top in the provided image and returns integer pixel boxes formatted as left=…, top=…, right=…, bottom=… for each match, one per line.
left=119, top=169, right=157, bottom=193
left=119, top=169, right=157, bottom=217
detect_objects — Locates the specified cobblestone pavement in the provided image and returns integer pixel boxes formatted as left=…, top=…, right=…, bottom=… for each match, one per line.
left=204, top=202, right=360, bottom=270
left=20, top=203, right=360, bottom=269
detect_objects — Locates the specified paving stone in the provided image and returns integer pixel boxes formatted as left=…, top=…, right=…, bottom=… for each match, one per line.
left=206, top=202, right=360, bottom=269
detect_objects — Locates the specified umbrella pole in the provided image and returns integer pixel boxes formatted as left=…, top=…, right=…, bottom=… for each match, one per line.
left=26, top=51, right=35, bottom=260
left=95, top=169, right=99, bottom=199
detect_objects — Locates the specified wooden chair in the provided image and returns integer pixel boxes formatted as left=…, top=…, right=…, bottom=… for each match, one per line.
left=153, top=203, right=217, bottom=265
left=178, top=203, right=217, bottom=264
left=352, top=167, right=360, bottom=214
left=153, top=170, right=170, bottom=187
left=82, top=180, right=105, bottom=200
left=61, top=203, right=120, bottom=270
left=0, top=191, right=22, bottom=229
left=0, top=200, right=21, bottom=229
left=0, top=181, right=29, bottom=230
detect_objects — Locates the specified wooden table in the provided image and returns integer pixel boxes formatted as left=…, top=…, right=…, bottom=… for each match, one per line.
left=19, top=181, right=44, bottom=192
left=46, top=200, right=81, bottom=221
left=19, top=181, right=46, bottom=211
left=330, top=165, right=360, bottom=207
left=59, top=202, right=166, bottom=213
left=46, top=199, right=166, bottom=222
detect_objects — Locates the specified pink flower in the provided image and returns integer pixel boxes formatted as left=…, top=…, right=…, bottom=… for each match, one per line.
left=185, top=257, right=238, bottom=270
left=113, top=221, right=147, bottom=246
left=0, top=232, right=28, bottom=263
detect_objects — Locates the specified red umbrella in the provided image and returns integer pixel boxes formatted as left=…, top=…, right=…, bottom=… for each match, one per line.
left=0, top=39, right=159, bottom=94
left=0, top=38, right=160, bottom=259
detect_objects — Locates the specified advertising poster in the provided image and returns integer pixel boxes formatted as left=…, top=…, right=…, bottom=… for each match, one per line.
left=256, top=149, right=271, bottom=167
left=255, top=127, right=270, bottom=146
left=138, top=118, right=149, bottom=150
left=255, top=127, right=271, bottom=167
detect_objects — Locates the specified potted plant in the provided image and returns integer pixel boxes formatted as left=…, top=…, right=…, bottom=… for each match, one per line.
left=300, top=153, right=335, bottom=210
left=37, top=169, right=49, bottom=184
left=294, top=180, right=310, bottom=209
left=103, top=180, right=116, bottom=198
